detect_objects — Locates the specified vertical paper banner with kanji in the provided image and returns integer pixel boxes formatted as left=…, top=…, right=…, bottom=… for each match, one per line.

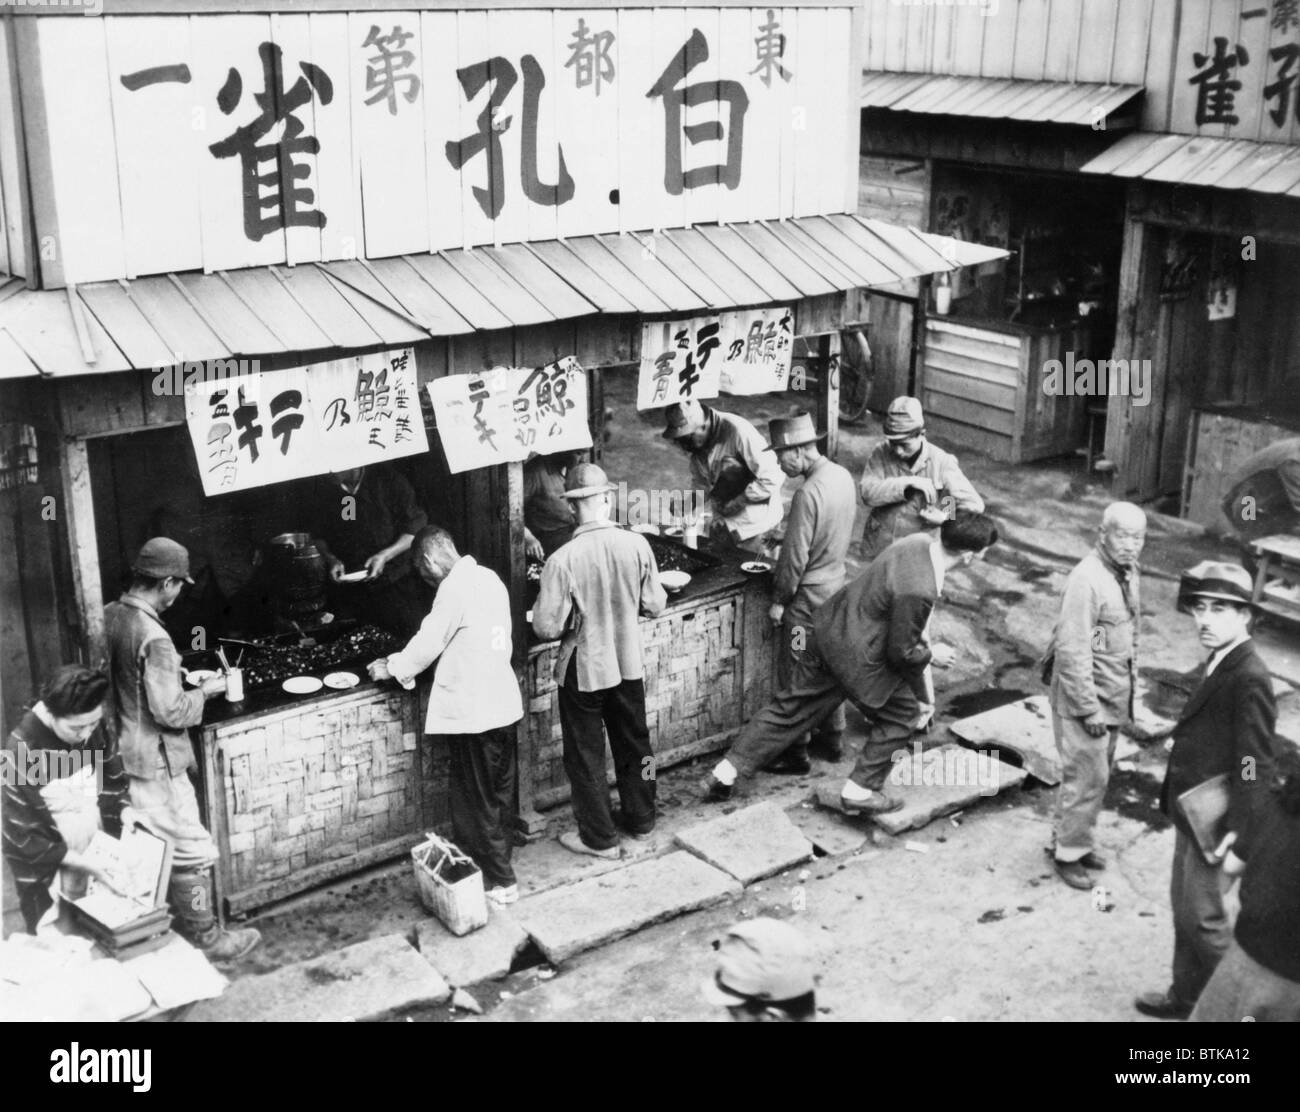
left=636, top=317, right=725, bottom=409
left=638, top=306, right=793, bottom=407
left=310, top=348, right=429, bottom=467
left=428, top=368, right=529, bottom=474
left=185, top=367, right=315, bottom=495
left=512, top=357, right=593, bottom=455
left=717, top=305, right=794, bottom=394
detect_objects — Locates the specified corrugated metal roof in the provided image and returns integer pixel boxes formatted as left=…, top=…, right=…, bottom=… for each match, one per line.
left=1081, top=132, right=1300, bottom=197
left=0, top=216, right=1009, bottom=379
left=861, top=71, right=1143, bottom=126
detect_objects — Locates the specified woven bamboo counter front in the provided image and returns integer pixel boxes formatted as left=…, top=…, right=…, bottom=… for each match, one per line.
left=197, top=683, right=433, bottom=917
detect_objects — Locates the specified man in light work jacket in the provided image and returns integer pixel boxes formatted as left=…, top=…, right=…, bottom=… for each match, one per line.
left=533, top=463, right=667, bottom=858
left=1135, top=562, right=1278, bottom=1020
left=662, top=399, right=784, bottom=553
left=762, top=413, right=857, bottom=774
left=704, top=513, right=999, bottom=806
left=1043, top=502, right=1145, bottom=892
left=104, top=537, right=261, bottom=962
left=859, top=397, right=984, bottom=562
left=369, top=526, right=524, bottom=906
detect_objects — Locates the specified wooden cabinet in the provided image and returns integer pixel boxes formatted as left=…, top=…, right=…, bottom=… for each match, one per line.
left=920, top=317, right=1091, bottom=463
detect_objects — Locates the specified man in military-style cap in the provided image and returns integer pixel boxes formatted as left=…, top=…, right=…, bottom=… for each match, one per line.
left=859, top=396, right=984, bottom=562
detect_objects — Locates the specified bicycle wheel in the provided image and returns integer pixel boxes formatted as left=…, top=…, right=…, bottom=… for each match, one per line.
left=837, top=329, right=873, bottom=425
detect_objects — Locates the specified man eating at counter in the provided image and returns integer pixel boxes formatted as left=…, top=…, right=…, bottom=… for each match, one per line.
left=104, top=537, right=261, bottom=963
left=309, top=464, right=429, bottom=639
left=661, top=399, right=784, bottom=554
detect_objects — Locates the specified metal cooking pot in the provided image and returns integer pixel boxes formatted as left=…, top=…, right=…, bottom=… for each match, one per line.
left=267, top=532, right=327, bottom=617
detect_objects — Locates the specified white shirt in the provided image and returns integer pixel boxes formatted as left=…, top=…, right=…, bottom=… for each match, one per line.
left=1205, top=633, right=1250, bottom=677
left=385, top=556, right=523, bottom=734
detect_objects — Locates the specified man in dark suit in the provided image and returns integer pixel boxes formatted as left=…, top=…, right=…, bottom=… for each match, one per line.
left=1135, top=562, right=1278, bottom=1020
left=702, top=512, right=999, bottom=808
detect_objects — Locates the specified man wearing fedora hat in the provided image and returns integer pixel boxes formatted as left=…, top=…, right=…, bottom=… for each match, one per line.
left=662, top=399, right=784, bottom=553
left=762, top=412, right=856, bottom=772
left=859, top=397, right=984, bottom=563
left=103, top=538, right=261, bottom=962
left=532, top=463, right=667, bottom=857
left=1135, top=561, right=1279, bottom=1020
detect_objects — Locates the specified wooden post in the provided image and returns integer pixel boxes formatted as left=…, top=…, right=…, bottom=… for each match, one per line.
left=57, top=436, right=104, bottom=664
left=819, top=331, right=841, bottom=459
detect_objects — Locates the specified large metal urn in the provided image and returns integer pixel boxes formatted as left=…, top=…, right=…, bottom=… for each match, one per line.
left=267, top=532, right=328, bottom=620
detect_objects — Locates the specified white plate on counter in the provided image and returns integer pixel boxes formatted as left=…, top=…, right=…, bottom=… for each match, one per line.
left=323, top=671, right=360, bottom=690
left=282, top=676, right=324, bottom=695
left=630, top=523, right=659, bottom=535
left=740, top=561, right=773, bottom=574
left=184, top=669, right=219, bottom=686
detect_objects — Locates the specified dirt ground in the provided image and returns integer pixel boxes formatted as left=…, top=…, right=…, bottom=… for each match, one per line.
left=231, top=371, right=1298, bottom=1022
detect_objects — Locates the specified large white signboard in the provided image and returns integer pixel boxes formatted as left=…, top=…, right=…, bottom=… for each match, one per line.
left=30, top=6, right=855, bottom=284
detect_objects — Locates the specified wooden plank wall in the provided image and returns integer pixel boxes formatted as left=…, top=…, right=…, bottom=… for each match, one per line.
left=920, top=318, right=1022, bottom=461
left=863, top=0, right=1300, bottom=145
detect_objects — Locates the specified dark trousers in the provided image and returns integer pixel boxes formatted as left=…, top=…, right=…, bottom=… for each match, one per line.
left=728, top=644, right=916, bottom=790
left=442, top=727, right=518, bottom=889
left=558, top=661, right=655, bottom=850
left=1170, top=829, right=1232, bottom=1006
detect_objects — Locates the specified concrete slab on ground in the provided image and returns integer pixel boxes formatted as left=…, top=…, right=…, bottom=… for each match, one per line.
left=784, top=800, right=872, bottom=856
left=948, top=696, right=1061, bottom=784
left=414, top=905, right=529, bottom=987
left=183, top=934, right=450, bottom=1022
left=814, top=744, right=1027, bottom=835
left=674, top=801, right=814, bottom=884
left=514, top=851, right=741, bottom=964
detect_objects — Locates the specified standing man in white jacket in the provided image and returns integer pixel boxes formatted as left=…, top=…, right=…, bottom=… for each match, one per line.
left=369, top=526, right=524, bottom=905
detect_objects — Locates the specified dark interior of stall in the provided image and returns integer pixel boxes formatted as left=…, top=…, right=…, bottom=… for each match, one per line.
left=930, top=163, right=1125, bottom=349
left=86, top=423, right=464, bottom=687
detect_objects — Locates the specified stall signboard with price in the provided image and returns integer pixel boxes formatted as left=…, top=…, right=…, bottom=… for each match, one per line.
left=183, top=348, right=429, bottom=495
left=637, top=305, right=794, bottom=408
left=429, top=358, right=591, bottom=475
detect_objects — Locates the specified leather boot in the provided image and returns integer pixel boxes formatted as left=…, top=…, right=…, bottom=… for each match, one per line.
left=169, top=867, right=261, bottom=963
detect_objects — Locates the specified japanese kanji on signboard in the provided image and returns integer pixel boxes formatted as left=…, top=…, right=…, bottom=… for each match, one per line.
left=637, top=307, right=794, bottom=409
left=24, top=7, right=855, bottom=284
left=428, top=359, right=591, bottom=475
left=183, top=348, right=429, bottom=496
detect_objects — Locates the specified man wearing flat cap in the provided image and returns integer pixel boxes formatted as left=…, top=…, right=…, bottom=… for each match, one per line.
left=859, top=397, right=984, bottom=562
left=532, top=464, right=667, bottom=858
left=702, top=917, right=818, bottom=1022
left=762, top=412, right=857, bottom=773
left=103, top=538, right=261, bottom=962
left=662, top=399, right=784, bottom=553
left=1135, top=561, right=1278, bottom=1020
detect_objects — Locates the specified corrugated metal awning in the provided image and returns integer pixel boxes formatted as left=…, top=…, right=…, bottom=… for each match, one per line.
left=0, top=217, right=1008, bottom=379
left=861, top=71, right=1143, bottom=126
left=1081, top=132, right=1300, bottom=197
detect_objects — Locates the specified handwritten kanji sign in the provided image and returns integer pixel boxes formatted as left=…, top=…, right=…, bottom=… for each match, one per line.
left=184, top=348, right=428, bottom=494
left=310, top=348, right=429, bottom=468
left=429, top=359, right=591, bottom=474
left=185, top=367, right=314, bottom=494
left=428, top=368, right=528, bottom=474
left=717, top=306, right=795, bottom=395
left=512, top=357, right=592, bottom=456
left=637, top=307, right=792, bottom=409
